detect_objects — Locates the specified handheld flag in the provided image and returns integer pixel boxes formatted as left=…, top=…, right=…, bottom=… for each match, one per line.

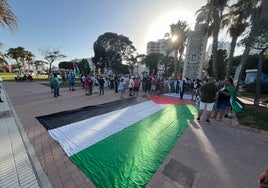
left=226, top=86, right=244, bottom=112
left=73, top=62, right=80, bottom=77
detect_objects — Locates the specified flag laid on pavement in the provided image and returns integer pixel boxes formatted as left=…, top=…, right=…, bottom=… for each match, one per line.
left=37, top=97, right=196, bottom=187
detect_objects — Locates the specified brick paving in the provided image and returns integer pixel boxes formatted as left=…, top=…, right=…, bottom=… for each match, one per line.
left=1, top=81, right=268, bottom=188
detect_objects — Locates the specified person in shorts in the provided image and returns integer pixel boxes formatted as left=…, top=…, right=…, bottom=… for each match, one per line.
left=212, top=78, right=232, bottom=120
left=196, top=78, right=218, bottom=124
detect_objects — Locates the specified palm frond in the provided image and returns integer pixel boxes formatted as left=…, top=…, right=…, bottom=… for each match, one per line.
left=0, top=0, right=18, bottom=30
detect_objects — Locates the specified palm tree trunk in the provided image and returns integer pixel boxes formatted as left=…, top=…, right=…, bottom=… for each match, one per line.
left=174, top=50, right=178, bottom=77
left=178, top=52, right=183, bottom=75
left=235, top=46, right=251, bottom=93
left=211, top=10, right=220, bottom=80
left=255, top=47, right=268, bottom=105
left=226, top=35, right=238, bottom=79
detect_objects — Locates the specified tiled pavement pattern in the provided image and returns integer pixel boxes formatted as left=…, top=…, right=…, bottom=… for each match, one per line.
left=1, top=81, right=268, bottom=188
left=0, top=86, right=43, bottom=187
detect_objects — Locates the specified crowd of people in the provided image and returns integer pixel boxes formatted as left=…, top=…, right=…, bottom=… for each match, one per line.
left=49, top=71, right=243, bottom=126
left=49, top=73, right=238, bottom=117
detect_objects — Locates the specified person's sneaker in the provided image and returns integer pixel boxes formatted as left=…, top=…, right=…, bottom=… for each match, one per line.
left=0, top=100, right=3, bottom=102
left=196, top=117, right=200, bottom=122
left=205, top=119, right=210, bottom=124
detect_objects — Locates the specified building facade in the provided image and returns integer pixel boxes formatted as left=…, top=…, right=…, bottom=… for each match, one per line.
left=206, top=41, right=231, bottom=60
left=146, top=39, right=166, bottom=55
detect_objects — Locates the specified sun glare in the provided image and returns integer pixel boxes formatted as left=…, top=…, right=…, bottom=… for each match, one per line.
left=146, top=10, right=196, bottom=42
left=171, top=35, right=178, bottom=42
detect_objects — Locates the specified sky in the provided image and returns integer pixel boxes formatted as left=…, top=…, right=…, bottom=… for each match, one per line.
left=1, top=0, right=236, bottom=64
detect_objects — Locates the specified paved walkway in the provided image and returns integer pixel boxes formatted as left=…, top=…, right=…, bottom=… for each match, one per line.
left=0, top=83, right=51, bottom=188
left=1, top=81, right=268, bottom=188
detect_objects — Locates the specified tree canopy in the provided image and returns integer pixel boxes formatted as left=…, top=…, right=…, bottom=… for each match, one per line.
left=39, top=47, right=66, bottom=75
left=92, top=32, right=136, bottom=74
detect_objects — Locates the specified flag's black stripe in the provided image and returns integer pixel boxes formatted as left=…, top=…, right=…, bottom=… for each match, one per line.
left=36, top=96, right=149, bottom=130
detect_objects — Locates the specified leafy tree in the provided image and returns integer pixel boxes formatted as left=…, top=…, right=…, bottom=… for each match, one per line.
left=78, top=59, right=91, bottom=75
left=31, top=60, right=47, bottom=73
left=114, top=63, right=129, bottom=75
left=196, top=0, right=229, bottom=80
left=22, top=50, right=35, bottom=72
left=125, top=54, right=137, bottom=76
left=143, top=53, right=164, bottom=76
left=92, top=32, right=136, bottom=73
left=0, top=0, right=17, bottom=31
left=58, top=61, right=73, bottom=70
left=6, top=47, right=34, bottom=74
left=39, top=47, right=66, bottom=75
left=159, top=55, right=173, bottom=77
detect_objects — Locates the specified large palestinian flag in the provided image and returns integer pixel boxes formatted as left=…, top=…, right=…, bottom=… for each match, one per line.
left=37, top=96, right=196, bottom=187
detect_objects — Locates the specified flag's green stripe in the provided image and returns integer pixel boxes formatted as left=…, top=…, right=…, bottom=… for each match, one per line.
left=70, top=105, right=196, bottom=188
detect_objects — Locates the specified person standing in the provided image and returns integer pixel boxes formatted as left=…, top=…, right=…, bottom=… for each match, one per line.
left=178, top=78, right=185, bottom=99
left=118, top=78, right=125, bottom=98
left=133, top=76, right=141, bottom=96
left=98, top=76, right=105, bottom=95
left=114, top=74, right=119, bottom=93
left=84, top=75, right=90, bottom=95
left=68, top=72, right=75, bottom=91
left=52, top=74, right=60, bottom=97
left=128, top=76, right=134, bottom=96
left=191, top=79, right=201, bottom=100
left=196, top=78, right=218, bottom=124
left=211, top=78, right=233, bottom=120
left=0, top=83, right=4, bottom=102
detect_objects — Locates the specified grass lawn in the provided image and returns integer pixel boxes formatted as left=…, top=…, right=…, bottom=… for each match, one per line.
left=236, top=90, right=268, bottom=131
left=236, top=104, right=268, bottom=131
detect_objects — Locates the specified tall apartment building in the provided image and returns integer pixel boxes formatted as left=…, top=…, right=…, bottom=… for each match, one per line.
left=146, top=39, right=166, bottom=55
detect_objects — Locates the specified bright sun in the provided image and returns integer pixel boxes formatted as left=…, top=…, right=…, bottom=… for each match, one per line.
left=146, top=10, right=196, bottom=42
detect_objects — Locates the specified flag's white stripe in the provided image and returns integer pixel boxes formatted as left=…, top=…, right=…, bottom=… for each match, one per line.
left=162, top=93, right=192, bottom=100
left=48, top=101, right=167, bottom=157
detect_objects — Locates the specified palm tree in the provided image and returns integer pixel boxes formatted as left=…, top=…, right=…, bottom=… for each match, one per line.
left=250, top=0, right=268, bottom=105
left=6, top=47, right=26, bottom=74
left=196, top=0, right=229, bottom=80
left=24, top=50, right=35, bottom=71
left=0, top=0, right=18, bottom=30
left=222, top=0, right=253, bottom=79
left=170, top=20, right=189, bottom=77
left=235, top=0, right=262, bottom=93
